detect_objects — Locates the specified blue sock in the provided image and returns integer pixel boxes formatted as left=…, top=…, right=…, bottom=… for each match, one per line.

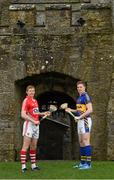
left=85, top=145, right=92, bottom=166
left=80, top=147, right=86, bottom=164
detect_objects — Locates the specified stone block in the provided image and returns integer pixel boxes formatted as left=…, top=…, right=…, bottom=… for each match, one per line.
left=71, top=3, right=81, bottom=11
left=81, top=8, right=112, bottom=33
left=9, top=5, right=36, bottom=27
left=36, top=11, right=46, bottom=26
left=46, top=9, right=71, bottom=32
left=9, top=4, right=35, bottom=10
left=91, top=0, right=111, bottom=4
left=71, top=11, right=81, bottom=26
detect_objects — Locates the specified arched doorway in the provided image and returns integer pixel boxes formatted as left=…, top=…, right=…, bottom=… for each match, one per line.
left=15, top=72, right=80, bottom=160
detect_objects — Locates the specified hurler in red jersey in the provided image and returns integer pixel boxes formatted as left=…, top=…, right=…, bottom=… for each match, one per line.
left=20, top=85, right=50, bottom=173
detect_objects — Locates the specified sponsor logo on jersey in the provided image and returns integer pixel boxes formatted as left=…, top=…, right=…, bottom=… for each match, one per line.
left=33, top=108, right=39, bottom=114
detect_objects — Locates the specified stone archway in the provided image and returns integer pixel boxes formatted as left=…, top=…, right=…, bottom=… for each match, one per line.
left=15, top=72, right=80, bottom=160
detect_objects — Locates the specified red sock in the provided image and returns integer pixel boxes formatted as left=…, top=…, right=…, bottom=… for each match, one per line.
left=29, top=150, right=37, bottom=166
left=20, top=150, right=27, bottom=168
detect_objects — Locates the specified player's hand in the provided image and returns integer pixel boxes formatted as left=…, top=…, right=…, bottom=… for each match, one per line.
left=65, top=108, right=72, bottom=112
left=34, top=121, right=40, bottom=125
left=74, top=116, right=80, bottom=122
left=44, top=111, right=51, bottom=116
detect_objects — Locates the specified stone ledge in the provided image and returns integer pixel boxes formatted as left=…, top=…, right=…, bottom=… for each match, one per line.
left=83, top=0, right=91, bottom=2
left=45, top=4, right=71, bottom=10
left=9, top=4, right=35, bottom=11
left=81, top=3, right=111, bottom=9
left=11, top=0, right=80, bottom=3
left=0, top=33, right=11, bottom=36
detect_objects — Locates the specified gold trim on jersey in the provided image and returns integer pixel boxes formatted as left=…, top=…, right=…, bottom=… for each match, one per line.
left=76, top=104, right=87, bottom=113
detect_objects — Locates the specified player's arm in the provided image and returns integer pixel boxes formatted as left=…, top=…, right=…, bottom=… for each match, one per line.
left=21, top=110, right=36, bottom=124
left=78, top=102, right=93, bottom=119
left=38, top=111, right=51, bottom=117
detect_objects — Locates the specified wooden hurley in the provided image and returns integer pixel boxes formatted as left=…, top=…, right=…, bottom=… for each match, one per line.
left=60, top=103, right=78, bottom=122
left=40, top=104, right=57, bottom=121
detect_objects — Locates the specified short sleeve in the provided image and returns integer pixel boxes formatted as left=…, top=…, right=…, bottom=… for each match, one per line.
left=21, top=98, right=28, bottom=112
left=84, top=93, right=92, bottom=104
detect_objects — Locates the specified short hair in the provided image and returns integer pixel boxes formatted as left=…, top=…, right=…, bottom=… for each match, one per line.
left=26, top=85, right=35, bottom=92
left=77, top=81, right=86, bottom=87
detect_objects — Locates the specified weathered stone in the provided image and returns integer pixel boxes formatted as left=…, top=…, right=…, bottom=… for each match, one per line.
left=71, top=11, right=81, bottom=26
left=71, top=3, right=81, bottom=11
left=82, top=0, right=91, bottom=3
left=36, top=4, right=45, bottom=11
left=9, top=4, right=35, bottom=10
left=36, top=12, right=46, bottom=26
left=0, top=0, right=113, bottom=161
left=9, top=9, right=36, bottom=27
left=81, top=2, right=111, bottom=9
left=11, top=0, right=80, bottom=3
left=81, top=8, right=112, bottom=33
left=91, top=0, right=111, bottom=5
left=45, top=4, right=71, bottom=10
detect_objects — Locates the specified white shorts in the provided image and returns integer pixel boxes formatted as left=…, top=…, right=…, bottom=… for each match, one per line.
left=77, top=117, right=92, bottom=134
left=22, top=121, right=39, bottom=139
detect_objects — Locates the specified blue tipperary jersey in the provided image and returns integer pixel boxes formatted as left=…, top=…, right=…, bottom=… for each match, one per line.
left=76, top=92, right=92, bottom=117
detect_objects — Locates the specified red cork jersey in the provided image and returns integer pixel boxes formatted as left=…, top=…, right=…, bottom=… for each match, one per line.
left=22, top=96, right=39, bottom=122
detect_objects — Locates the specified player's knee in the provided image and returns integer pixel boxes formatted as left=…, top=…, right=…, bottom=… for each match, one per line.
left=79, top=141, right=83, bottom=146
left=22, top=146, right=29, bottom=151
left=82, top=138, right=89, bottom=146
left=30, top=144, right=37, bottom=150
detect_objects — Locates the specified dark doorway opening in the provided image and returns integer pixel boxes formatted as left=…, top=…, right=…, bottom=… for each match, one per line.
left=37, top=91, right=76, bottom=160
left=38, top=91, right=76, bottom=121
left=38, top=119, right=69, bottom=160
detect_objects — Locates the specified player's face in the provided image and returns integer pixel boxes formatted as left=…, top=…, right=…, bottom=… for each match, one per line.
left=77, top=84, right=85, bottom=95
left=26, top=88, right=35, bottom=97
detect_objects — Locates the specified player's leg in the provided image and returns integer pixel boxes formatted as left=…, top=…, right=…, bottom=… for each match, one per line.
left=73, top=120, right=86, bottom=168
left=29, top=138, right=40, bottom=170
left=20, top=135, right=31, bottom=172
left=79, top=118, right=92, bottom=169
left=29, top=125, right=40, bottom=170
left=73, top=134, right=87, bottom=168
left=79, top=134, right=87, bottom=166
left=20, top=121, right=32, bottom=172
left=80, top=132, right=92, bottom=168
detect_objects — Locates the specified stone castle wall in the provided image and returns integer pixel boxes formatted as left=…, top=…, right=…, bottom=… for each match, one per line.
left=0, top=0, right=114, bottom=161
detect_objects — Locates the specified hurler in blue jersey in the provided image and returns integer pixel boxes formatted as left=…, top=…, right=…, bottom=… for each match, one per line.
left=66, top=81, right=93, bottom=170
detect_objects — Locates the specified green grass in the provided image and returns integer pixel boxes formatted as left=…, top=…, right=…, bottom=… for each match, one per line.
left=0, top=161, right=114, bottom=179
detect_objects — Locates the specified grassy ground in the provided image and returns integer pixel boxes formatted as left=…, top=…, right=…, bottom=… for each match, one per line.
left=0, top=161, right=114, bottom=179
